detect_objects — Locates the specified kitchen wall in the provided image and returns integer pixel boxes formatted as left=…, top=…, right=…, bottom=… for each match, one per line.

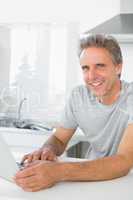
left=0, top=0, right=120, bottom=90
left=120, top=0, right=133, bottom=13
left=0, top=0, right=120, bottom=89
left=0, top=0, right=120, bottom=32
left=0, top=26, right=10, bottom=91
left=120, top=43, right=133, bottom=82
left=0, top=0, right=130, bottom=150
left=0, top=0, right=121, bottom=121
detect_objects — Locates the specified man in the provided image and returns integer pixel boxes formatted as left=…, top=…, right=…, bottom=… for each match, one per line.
left=14, top=34, right=133, bottom=192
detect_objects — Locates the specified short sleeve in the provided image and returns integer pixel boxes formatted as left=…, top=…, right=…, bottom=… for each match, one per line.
left=127, top=93, right=133, bottom=125
left=128, top=114, right=133, bottom=125
left=59, top=89, right=78, bottom=129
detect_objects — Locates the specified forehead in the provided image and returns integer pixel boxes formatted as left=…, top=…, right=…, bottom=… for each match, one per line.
left=80, top=47, right=113, bottom=64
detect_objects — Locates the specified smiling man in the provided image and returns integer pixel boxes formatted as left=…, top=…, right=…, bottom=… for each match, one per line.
left=14, top=34, right=133, bottom=192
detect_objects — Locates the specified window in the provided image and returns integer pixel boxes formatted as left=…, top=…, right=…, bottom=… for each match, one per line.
left=0, top=23, right=80, bottom=126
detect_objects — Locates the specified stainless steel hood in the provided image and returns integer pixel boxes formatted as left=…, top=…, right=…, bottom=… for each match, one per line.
left=89, top=13, right=133, bottom=34
left=87, top=0, right=133, bottom=41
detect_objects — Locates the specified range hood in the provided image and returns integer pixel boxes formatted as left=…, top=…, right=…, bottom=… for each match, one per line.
left=89, top=14, right=133, bottom=34
left=88, top=0, right=133, bottom=42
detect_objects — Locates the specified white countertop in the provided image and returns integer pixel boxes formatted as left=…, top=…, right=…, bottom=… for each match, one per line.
left=0, top=127, right=133, bottom=199
left=0, top=165, right=133, bottom=200
left=0, top=127, right=86, bottom=162
left=0, top=127, right=86, bottom=149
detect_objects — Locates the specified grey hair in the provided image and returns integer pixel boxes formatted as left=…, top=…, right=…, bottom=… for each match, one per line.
left=78, top=34, right=123, bottom=65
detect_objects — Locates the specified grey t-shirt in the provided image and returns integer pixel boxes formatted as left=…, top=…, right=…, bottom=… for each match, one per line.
left=60, top=80, right=133, bottom=160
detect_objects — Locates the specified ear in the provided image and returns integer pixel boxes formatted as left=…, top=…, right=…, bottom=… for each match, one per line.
left=115, top=63, right=122, bottom=75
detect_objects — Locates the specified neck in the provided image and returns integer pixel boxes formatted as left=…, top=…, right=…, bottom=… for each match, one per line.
left=97, top=80, right=121, bottom=105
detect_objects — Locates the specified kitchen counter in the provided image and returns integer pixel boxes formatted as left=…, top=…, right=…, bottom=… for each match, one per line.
left=0, top=127, right=132, bottom=200
left=0, top=127, right=86, bottom=149
left=0, top=127, right=86, bottom=161
left=0, top=157, right=133, bottom=200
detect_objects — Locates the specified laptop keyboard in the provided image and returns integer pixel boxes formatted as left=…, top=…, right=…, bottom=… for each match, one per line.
left=16, top=162, right=24, bottom=169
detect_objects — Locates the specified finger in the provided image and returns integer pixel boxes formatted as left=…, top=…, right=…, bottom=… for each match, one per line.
left=41, top=151, right=50, bottom=160
left=41, top=152, right=56, bottom=161
left=21, top=154, right=33, bottom=164
left=24, top=160, right=41, bottom=168
left=23, top=186, right=43, bottom=192
left=22, top=181, right=54, bottom=192
left=47, top=154, right=57, bottom=161
left=15, top=166, right=36, bottom=178
left=27, top=154, right=34, bottom=163
left=15, top=175, right=37, bottom=188
left=41, top=148, right=55, bottom=160
left=21, top=154, right=30, bottom=164
left=32, top=152, right=41, bottom=161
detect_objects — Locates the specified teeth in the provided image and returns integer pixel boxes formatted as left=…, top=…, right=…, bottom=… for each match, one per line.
left=91, top=82, right=102, bottom=86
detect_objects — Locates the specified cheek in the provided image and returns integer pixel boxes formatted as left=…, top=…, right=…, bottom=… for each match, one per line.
left=107, top=69, right=118, bottom=81
left=82, top=72, right=87, bottom=79
left=83, top=73, right=89, bottom=82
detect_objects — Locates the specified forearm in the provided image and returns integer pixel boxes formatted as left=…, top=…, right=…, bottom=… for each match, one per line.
left=59, top=154, right=132, bottom=181
left=42, top=135, right=66, bottom=156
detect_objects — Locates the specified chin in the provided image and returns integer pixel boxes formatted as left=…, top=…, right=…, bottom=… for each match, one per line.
left=92, top=89, right=107, bottom=98
left=87, top=82, right=107, bottom=96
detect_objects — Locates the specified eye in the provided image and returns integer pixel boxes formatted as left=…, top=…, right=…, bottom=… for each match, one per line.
left=96, top=63, right=106, bottom=68
left=81, top=65, right=89, bottom=72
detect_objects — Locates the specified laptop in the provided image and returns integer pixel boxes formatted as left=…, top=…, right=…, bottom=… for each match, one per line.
left=0, top=133, right=23, bottom=182
left=0, top=133, right=88, bottom=183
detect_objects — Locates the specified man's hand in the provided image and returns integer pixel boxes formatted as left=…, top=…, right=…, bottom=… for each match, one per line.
left=21, top=127, right=75, bottom=165
left=21, top=147, right=57, bottom=164
left=14, top=160, right=61, bottom=192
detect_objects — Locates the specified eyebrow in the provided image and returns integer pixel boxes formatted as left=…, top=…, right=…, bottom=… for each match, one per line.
left=81, top=63, right=106, bottom=69
left=95, top=63, right=106, bottom=66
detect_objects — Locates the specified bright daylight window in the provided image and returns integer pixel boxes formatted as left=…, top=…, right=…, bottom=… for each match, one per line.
left=5, top=23, right=80, bottom=126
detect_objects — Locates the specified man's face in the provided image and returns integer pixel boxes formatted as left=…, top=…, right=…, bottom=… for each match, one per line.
left=80, top=47, right=122, bottom=98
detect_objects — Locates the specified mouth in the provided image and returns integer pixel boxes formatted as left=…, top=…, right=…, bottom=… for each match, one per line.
left=89, top=81, right=104, bottom=89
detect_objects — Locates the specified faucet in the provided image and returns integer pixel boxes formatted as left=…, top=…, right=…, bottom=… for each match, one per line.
left=13, top=98, right=27, bottom=128
left=14, top=98, right=53, bottom=131
left=17, top=98, right=27, bottom=121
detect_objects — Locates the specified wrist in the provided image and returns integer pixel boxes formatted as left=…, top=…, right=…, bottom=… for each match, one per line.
left=57, top=162, right=74, bottom=181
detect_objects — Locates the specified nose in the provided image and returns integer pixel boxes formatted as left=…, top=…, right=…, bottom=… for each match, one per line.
left=87, top=68, right=97, bottom=81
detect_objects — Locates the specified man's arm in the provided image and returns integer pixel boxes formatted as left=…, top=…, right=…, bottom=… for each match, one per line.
left=42, top=127, right=76, bottom=156
left=58, top=124, right=133, bottom=181
left=21, top=126, right=76, bottom=163
left=15, top=124, right=133, bottom=192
